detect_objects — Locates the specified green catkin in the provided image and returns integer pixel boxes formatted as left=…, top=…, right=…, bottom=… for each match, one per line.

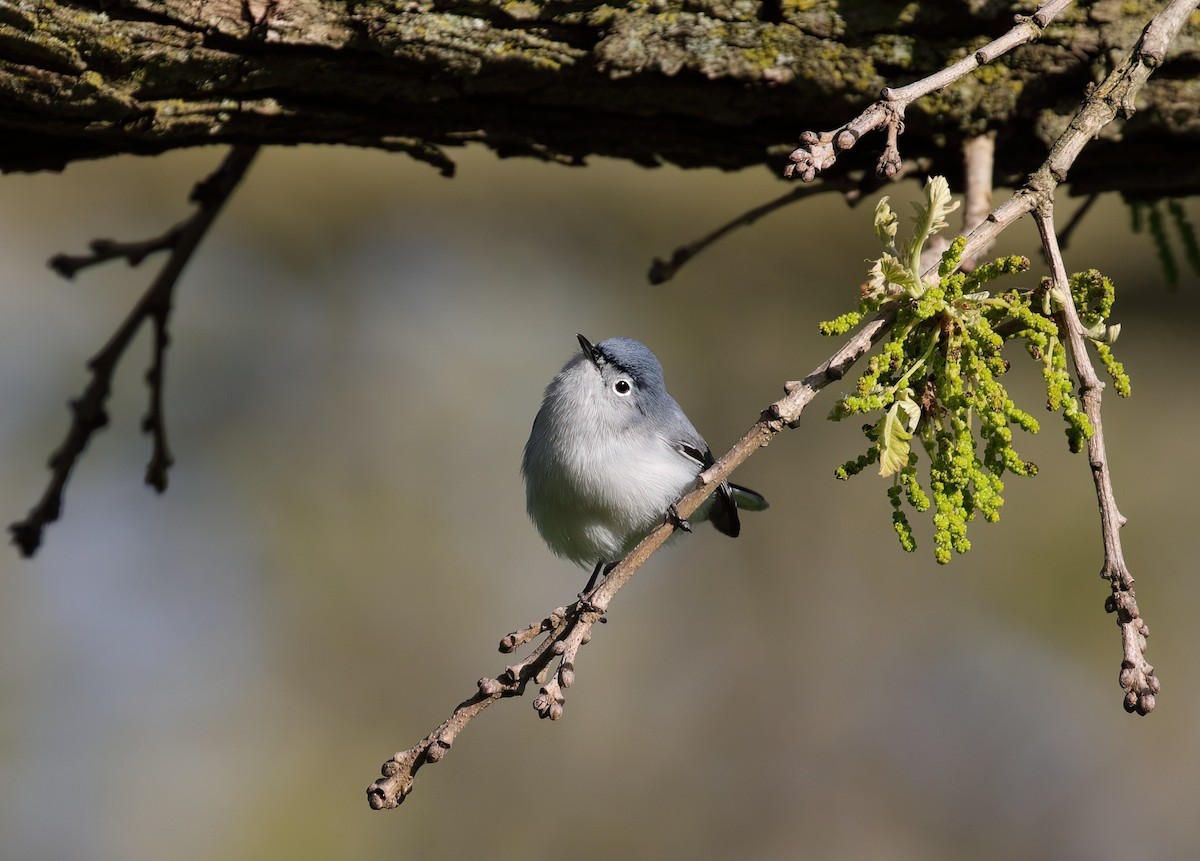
left=820, top=179, right=1130, bottom=561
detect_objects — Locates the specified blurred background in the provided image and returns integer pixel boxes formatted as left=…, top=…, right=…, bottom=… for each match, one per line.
left=0, top=145, right=1197, bottom=861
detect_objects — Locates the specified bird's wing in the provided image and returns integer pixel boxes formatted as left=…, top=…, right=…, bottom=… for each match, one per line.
left=673, top=439, right=741, bottom=538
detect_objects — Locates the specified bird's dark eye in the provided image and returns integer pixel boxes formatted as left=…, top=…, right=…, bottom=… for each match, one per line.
left=613, top=379, right=632, bottom=396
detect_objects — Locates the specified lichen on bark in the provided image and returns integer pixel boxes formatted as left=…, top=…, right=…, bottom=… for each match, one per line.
left=1, top=0, right=1198, bottom=191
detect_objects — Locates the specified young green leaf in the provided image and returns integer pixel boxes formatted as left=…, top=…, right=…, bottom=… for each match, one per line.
left=874, top=195, right=899, bottom=249
left=907, top=176, right=960, bottom=270
left=877, top=390, right=921, bottom=477
left=879, top=253, right=922, bottom=295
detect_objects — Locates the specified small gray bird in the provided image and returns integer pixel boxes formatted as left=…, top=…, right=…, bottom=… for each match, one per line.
left=522, top=334, right=768, bottom=596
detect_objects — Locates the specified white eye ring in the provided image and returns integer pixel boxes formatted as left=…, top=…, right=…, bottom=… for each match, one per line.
left=613, top=379, right=632, bottom=396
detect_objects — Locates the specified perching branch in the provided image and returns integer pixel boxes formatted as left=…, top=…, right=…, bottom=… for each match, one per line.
left=368, top=0, right=1194, bottom=811
left=366, top=306, right=896, bottom=812
left=785, top=0, right=1072, bottom=182
left=8, top=144, right=259, bottom=557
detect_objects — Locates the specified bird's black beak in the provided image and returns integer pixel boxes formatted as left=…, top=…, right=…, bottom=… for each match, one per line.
left=577, top=333, right=601, bottom=367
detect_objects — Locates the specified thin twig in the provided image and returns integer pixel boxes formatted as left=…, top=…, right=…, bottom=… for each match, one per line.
left=1035, top=207, right=1158, bottom=714
left=785, top=0, right=1072, bottom=182
left=9, top=144, right=260, bottom=557
left=648, top=182, right=838, bottom=284
left=49, top=231, right=183, bottom=279
left=648, top=161, right=928, bottom=285
left=1057, top=193, right=1099, bottom=251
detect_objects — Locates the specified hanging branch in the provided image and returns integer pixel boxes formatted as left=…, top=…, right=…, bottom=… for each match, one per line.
left=647, top=161, right=929, bottom=285
left=8, top=144, right=260, bottom=557
left=1035, top=209, right=1157, bottom=714
left=912, top=0, right=1194, bottom=714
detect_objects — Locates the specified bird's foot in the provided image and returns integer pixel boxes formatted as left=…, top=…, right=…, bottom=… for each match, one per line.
left=574, top=591, right=608, bottom=621
left=665, top=503, right=692, bottom=533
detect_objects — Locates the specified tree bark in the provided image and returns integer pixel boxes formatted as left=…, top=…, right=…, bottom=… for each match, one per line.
left=2, top=0, right=1199, bottom=192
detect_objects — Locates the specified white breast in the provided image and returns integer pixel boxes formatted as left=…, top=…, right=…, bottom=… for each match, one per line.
left=524, top=375, right=700, bottom=568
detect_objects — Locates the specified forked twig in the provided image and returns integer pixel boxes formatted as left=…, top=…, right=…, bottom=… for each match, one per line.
left=50, top=232, right=183, bottom=279
left=785, top=0, right=1072, bottom=182
left=9, top=145, right=260, bottom=557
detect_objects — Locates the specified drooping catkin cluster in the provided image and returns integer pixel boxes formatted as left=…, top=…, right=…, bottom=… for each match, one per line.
left=823, top=178, right=1131, bottom=563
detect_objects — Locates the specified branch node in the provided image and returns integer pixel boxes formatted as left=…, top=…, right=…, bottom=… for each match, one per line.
left=478, top=677, right=502, bottom=696
left=11, top=146, right=258, bottom=558
left=425, top=739, right=450, bottom=762
left=833, top=128, right=858, bottom=151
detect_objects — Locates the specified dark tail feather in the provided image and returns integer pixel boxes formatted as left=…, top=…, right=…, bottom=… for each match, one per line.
left=729, top=482, right=769, bottom=512
left=709, top=481, right=741, bottom=538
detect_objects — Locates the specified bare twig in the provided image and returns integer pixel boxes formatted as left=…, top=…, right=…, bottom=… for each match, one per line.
left=648, top=181, right=839, bottom=285
left=946, top=0, right=1198, bottom=269
left=648, top=161, right=928, bottom=285
left=49, top=232, right=183, bottom=279
left=9, top=145, right=259, bottom=557
left=785, top=0, right=1072, bottom=182
left=1036, top=208, right=1158, bottom=715
left=1057, top=193, right=1100, bottom=251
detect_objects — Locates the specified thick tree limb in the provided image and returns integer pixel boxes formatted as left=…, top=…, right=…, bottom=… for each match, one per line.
left=8, top=144, right=259, bottom=557
left=2, top=1, right=1200, bottom=194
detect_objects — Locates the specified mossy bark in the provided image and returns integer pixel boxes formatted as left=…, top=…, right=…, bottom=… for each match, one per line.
left=2, top=0, right=1198, bottom=192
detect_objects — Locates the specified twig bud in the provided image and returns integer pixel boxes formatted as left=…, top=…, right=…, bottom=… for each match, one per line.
left=478, top=677, right=501, bottom=696
left=426, top=739, right=450, bottom=762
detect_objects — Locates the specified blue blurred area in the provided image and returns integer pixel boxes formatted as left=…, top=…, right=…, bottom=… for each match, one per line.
left=1, top=145, right=1198, bottom=860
